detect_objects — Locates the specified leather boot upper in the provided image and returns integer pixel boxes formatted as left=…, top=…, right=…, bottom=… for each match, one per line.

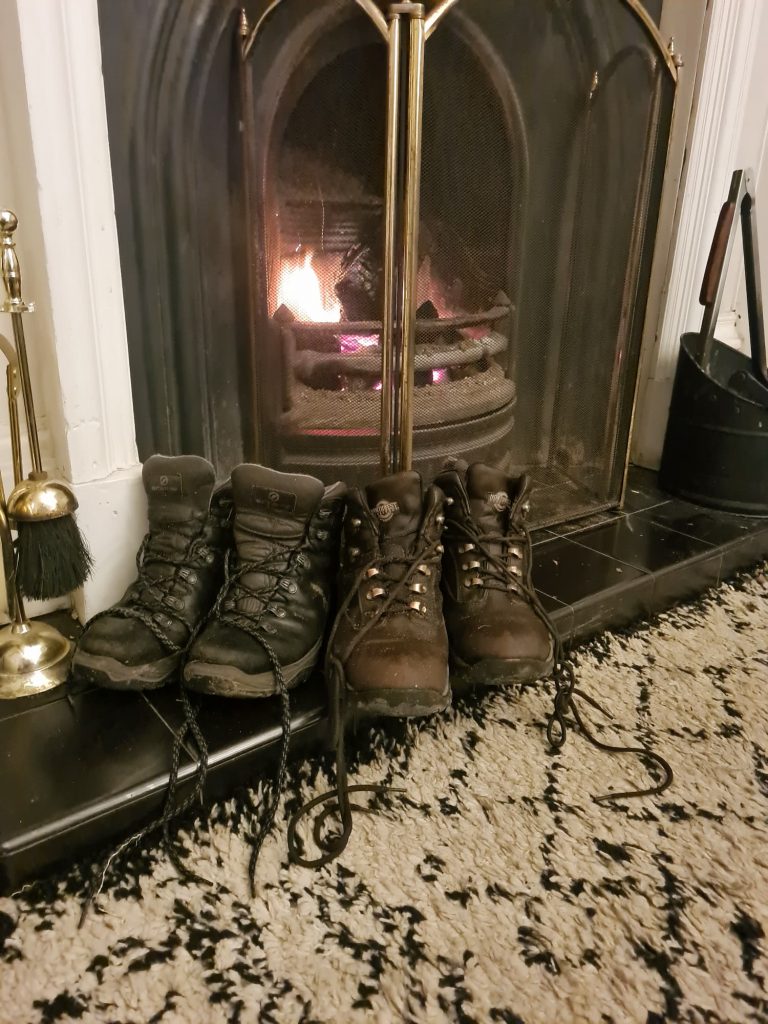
left=187, top=464, right=345, bottom=675
left=330, top=471, right=449, bottom=697
left=435, top=462, right=552, bottom=667
left=76, top=455, right=232, bottom=667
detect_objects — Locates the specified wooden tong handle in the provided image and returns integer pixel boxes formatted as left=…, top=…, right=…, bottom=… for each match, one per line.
left=700, top=200, right=736, bottom=306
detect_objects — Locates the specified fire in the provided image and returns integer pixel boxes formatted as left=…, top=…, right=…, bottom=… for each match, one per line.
left=277, top=250, right=341, bottom=323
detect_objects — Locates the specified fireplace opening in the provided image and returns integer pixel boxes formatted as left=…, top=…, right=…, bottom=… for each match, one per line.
left=251, top=12, right=521, bottom=486
left=99, top=0, right=676, bottom=528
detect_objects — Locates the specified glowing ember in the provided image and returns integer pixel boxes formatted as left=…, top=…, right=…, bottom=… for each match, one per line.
left=277, top=250, right=341, bottom=323
left=432, top=368, right=448, bottom=384
left=339, top=334, right=378, bottom=353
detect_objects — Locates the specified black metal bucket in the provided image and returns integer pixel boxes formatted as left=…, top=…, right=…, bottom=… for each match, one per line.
left=660, top=332, right=768, bottom=515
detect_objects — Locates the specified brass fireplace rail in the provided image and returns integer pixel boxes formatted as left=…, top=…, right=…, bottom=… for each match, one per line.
left=239, top=0, right=679, bottom=476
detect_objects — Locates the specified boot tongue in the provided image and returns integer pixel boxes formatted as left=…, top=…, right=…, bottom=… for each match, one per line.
left=365, top=471, right=424, bottom=557
left=143, top=455, right=215, bottom=527
left=465, top=463, right=517, bottom=532
left=232, top=464, right=324, bottom=560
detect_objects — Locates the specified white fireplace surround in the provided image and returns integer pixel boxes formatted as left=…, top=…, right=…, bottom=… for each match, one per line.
left=0, top=0, right=765, bottom=619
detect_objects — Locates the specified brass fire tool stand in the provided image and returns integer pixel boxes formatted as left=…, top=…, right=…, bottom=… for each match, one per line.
left=366, top=0, right=460, bottom=475
left=0, top=212, right=72, bottom=699
left=240, top=0, right=459, bottom=476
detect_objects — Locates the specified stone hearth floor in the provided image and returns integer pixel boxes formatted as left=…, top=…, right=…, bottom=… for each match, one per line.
left=2, top=466, right=767, bottom=893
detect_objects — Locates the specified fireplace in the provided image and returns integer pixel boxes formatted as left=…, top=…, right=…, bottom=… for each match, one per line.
left=98, top=0, right=676, bottom=527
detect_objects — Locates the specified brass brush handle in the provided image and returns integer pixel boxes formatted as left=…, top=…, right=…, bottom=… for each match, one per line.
left=0, top=210, right=44, bottom=476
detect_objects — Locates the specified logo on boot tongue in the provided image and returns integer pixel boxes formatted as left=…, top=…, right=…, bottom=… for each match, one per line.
left=149, top=473, right=183, bottom=497
left=487, top=491, right=510, bottom=512
left=373, top=499, right=400, bottom=522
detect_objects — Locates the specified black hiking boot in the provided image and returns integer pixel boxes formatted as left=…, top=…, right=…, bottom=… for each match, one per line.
left=183, top=464, right=345, bottom=698
left=72, top=455, right=232, bottom=690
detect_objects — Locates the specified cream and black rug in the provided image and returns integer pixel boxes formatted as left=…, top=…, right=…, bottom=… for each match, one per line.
left=2, top=568, right=767, bottom=1024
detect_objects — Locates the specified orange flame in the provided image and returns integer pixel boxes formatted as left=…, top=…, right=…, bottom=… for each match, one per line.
left=277, top=251, right=341, bottom=323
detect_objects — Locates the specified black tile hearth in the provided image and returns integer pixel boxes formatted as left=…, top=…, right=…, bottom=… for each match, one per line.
left=2, top=466, right=768, bottom=893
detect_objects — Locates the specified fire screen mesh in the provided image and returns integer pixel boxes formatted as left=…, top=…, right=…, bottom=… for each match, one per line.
left=242, top=0, right=675, bottom=526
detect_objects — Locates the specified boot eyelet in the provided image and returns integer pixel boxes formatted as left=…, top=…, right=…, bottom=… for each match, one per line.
left=296, top=553, right=308, bottom=568
left=507, top=582, right=519, bottom=593
left=366, top=587, right=386, bottom=600
left=462, top=560, right=481, bottom=571
left=280, top=579, right=298, bottom=594
left=509, top=565, right=522, bottom=577
left=458, top=543, right=475, bottom=554
left=436, top=514, right=445, bottom=525
left=418, top=564, right=432, bottom=576
left=187, top=572, right=198, bottom=585
left=364, top=567, right=380, bottom=578
left=272, top=606, right=287, bottom=618
left=521, top=500, right=531, bottom=519
left=261, top=623, right=277, bottom=635
left=436, top=544, right=444, bottom=554
left=154, top=613, right=173, bottom=628
left=348, top=547, right=361, bottom=559
left=444, top=497, right=454, bottom=506
left=178, top=567, right=191, bottom=580
left=408, top=599, right=427, bottom=614
left=410, top=582, right=426, bottom=594
left=350, top=517, right=362, bottom=529
left=316, top=529, right=329, bottom=540
left=165, top=596, right=184, bottom=611
left=318, top=508, right=331, bottom=519
left=205, top=552, right=215, bottom=565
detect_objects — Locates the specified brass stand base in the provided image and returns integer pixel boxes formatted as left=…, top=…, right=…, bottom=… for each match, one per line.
left=0, top=619, right=72, bottom=699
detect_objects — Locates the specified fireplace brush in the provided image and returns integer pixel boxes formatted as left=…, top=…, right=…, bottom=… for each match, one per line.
left=0, top=209, right=92, bottom=600
left=0, top=330, right=72, bottom=698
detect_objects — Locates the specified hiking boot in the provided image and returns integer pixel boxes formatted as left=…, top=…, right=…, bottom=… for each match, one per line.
left=73, top=455, right=232, bottom=690
left=183, top=465, right=345, bottom=698
left=434, top=462, right=554, bottom=686
left=328, top=471, right=450, bottom=718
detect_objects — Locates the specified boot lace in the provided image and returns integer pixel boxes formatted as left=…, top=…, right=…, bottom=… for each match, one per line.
left=79, top=513, right=232, bottom=924
left=204, top=529, right=320, bottom=895
left=445, top=510, right=672, bottom=804
left=85, top=522, right=217, bottom=654
left=287, top=533, right=444, bottom=868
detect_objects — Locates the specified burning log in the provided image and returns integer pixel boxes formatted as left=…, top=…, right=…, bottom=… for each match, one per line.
left=335, top=241, right=382, bottom=321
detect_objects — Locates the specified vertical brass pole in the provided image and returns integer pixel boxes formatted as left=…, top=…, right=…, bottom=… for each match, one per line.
left=396, top=7, right=425, bottom=471
left=380, top=11, right=402, bottom=476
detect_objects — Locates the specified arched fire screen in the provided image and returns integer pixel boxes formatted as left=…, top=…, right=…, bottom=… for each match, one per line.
left=99, top=0, right=677, bottom=526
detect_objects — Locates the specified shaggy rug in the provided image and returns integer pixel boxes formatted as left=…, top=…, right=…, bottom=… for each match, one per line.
left=1, top=568, right=767, bottom=1024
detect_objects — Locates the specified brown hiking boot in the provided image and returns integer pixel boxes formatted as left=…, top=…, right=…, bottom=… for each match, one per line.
left=434, top=462, right=554, bottom=686
left=327, top=470, right=450, bottom=718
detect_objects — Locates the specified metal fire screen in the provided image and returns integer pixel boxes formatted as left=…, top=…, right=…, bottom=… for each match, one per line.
left=240, top=0, right=676, bottom=527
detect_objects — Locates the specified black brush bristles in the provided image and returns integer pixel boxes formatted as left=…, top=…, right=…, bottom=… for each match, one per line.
left=15, top=516, right=94, bottom=600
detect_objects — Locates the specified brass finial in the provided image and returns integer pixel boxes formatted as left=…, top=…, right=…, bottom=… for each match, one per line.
left=0, top=209, right=33, bottom=314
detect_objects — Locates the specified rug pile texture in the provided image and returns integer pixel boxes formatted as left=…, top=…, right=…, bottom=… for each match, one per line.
left=1, top=568, right=767, bottom=1023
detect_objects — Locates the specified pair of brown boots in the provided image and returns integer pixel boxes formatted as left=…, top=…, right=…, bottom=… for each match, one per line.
left=333, top=462, right=553, bottom=724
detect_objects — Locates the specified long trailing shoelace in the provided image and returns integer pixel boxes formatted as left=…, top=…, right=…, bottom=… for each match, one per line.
left=79, top=520, right=224, bottom=924
left=286, top=537, right=443, bottom=868
left=207, top=544, right=297, bottom=896
left=444, top=512, right=673, bottom=803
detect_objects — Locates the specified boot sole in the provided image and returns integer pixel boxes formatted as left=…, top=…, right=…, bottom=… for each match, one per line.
left=451, top=651, right=554, bottom=689
left=71, top=650, right=179, bottom=691
left=183, top=639, right=323, bottom=698
left=346, top=677, right=451, bottom=719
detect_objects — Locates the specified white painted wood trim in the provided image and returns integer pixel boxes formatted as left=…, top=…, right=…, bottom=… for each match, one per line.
left=632, top=0, right=763, bottom=467
left=6, top=0, right=146, bottom=617
left=14, top=0, right=139, bottom=485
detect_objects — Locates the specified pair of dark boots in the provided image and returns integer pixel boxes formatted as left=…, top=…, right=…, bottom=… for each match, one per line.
left=73, top=457, right=552, bottom=705
left=73, top=455, right=345, bottom=695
